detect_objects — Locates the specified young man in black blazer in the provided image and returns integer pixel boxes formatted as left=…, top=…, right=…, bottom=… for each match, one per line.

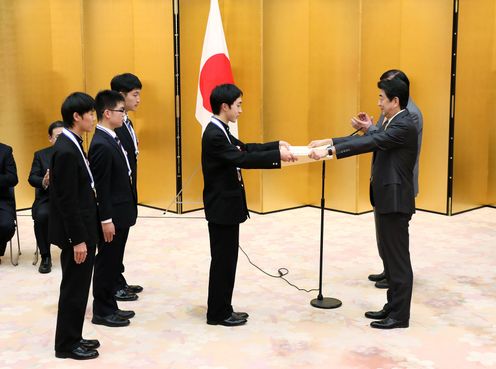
left=89, top=90, right=137, bottom=327
left=0, top=142, right=18, bottom=262
left=309, top=78, right=418, bottom=329
left=111, top=73, right=143, bottom=301
left=50, top=92, right=100, bottom=359
left=202, top=84, right=296, bottom=327
left=28, top=121, right=64, bottom=273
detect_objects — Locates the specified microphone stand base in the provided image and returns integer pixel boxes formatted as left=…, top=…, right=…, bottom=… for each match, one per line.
left=310, top=297, right=342, bottom=309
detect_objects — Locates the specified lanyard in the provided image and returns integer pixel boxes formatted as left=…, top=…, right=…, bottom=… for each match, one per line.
left=210, top=117, right=242, bottom=182
left=96, top=125, right=132, bottom=178
left=61, top=128, right=95, bottom=189
left=124, top=115, right=139, bottom=155
left=210, top=117, right=232, bottom=144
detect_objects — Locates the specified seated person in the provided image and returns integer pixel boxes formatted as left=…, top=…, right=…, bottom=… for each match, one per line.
left=28, top=121, right=64, bottom=273
left=0, top=142, right=18, bottom=263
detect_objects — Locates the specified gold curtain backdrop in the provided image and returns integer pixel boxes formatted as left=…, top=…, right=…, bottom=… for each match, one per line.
left=1, top=0, right=494, bottom=213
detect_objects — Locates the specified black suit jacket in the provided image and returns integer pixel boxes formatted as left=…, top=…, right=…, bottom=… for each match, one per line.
left=202, top=121, right=281, bottom=225
left=48, top=133, right=100, bottom=249
left=115, top=119, right=138, bottom=197
left=89, top=128, right=137, bottom=229
left=0, top=143, right=18, bottom=216
left=28, top=146, right=53, bottom=216
left=333, top=110, right=418, bottom=215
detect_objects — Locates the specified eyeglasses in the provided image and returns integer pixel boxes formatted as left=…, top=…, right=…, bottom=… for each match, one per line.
left=108, top=108, right=126, bottom=113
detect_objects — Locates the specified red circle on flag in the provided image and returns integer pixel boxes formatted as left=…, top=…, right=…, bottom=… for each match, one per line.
left=199, top=53, right=234, bottom=112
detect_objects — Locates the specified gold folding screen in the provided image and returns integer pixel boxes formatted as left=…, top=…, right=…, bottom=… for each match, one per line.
left=82, top=0, right=176, bottom=210
left=0, top=0, right=175, bottom=210
left=0, top=0, right=84, bottom=209
left=453, top=0, right=496, bottom=213
left=2, top=0, right=494, bottom=213
left=181, top=0, right=453, bottom=214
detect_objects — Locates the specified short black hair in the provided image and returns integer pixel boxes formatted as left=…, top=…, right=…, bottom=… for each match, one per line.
left=48, top=121, right=64, bottom=136
left=380, top=69, right=410, bottom=88
left=377, top=78, right=409, bottom=110
left=95, top=90, right=125, bottom=121
left=110, top=73, right=142, bottom=93
left=210, top=84, right=243, bottom=115
left=61, top=92, right=96, bottom=127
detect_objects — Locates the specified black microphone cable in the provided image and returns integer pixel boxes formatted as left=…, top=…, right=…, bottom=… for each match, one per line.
left=239, top=244, right=318, bottom=293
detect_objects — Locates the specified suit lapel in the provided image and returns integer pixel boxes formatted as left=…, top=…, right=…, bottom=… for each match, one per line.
left=98, top=129, right=128, bottom=165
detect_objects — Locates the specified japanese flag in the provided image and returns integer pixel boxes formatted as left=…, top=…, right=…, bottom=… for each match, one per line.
left=195, top=0, right=237, bottom=137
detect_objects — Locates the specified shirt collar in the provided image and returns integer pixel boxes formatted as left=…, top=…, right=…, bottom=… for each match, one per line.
left=211, top=116, right=229, bottom=131
left=97, top=124, right=117, bottom=138
left=66, top=129, right=83, bottom=144
left=386, top=109, right=405, bottom=124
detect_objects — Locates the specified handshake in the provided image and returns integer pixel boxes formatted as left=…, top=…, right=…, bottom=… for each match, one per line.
left=279, top=141, right=298, bottom=163
left=307, top=139, right=333, bottom=160
left=305, top=111, right=373, bottom=160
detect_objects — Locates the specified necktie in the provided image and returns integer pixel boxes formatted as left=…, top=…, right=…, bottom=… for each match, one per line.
left=381, top=119, right=389, bottom=131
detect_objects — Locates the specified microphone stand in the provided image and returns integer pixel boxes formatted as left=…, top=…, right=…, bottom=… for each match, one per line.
left=310, top=160, right=342, bottom=309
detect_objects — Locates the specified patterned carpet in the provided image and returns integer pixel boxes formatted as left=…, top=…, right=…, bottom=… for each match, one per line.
left=0, top=206, right=495, bottom=369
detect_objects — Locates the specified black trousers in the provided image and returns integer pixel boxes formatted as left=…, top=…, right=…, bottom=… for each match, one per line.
left=115, top=232, right=130, bottom=291
left=207, top=222, right=239, bottom=321
left=33, top=203, right=50, bottom=257
left=54, top=242, right=96, bottom=352
left=376, top=212, right=413, bottom=321
left=93, top=227, right=129, bottom=316
left=0, top=208, right=15, bottom=256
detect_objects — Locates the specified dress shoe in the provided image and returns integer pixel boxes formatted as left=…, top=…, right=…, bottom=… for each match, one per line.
left=375, top=278, right=389, bottom=289
left=365, top=309, right=389, bottom=320
left=115, top=289, right=138, bottom=301
left=125, top=284, right=143, bottom=294
left=80, top=338, right=100, bottom=349
left=232, top=311, right=249, bottom=319
left=38, top=256, right=52, bottom=274
left=116, top=309, right=135, bottom=319
left=368, top=271, right=385, bottom=282
left=92, top=314, right=130, bottom=327
left=207, top=313, right=247, bottom=327
left=370, top=317, right=409, bottom=329
left=55, top=345, right=99, bottom=360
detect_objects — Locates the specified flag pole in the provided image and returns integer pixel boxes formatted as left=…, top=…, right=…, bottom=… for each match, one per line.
left=172, top=0, right=183, bottom=214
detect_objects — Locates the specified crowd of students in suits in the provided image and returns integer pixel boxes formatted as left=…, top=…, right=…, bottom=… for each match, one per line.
left=0, top=73, right=144, bottom=360
left=0, top=69, right=422, bottom=360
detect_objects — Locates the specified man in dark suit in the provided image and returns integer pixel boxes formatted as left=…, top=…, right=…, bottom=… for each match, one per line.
left=202, top=84, right=296, bottom=327
left=0, top=142, right=18, bottom=262
left=89, top=90, right=137, bottom=327
left=50, top=92, right=100, bottom=359
left=28, top=121, right=64, bottom=273
left=309, top=78, right=418, bottom=329
left=350, top=70, right=423, bottom=289
left=111, top=73, right=143, bottom=301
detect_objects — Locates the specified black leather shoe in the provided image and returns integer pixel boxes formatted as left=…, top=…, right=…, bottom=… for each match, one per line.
left=55, top=345, right=99, bottom=360
left=80, top=338, right=100, bottom=349
left=92, top=314, right=130, bottom=327
left=116, top=309, right=135, bottom=319
left=370, top=317, right=409, bottom=329
left=125, top=284, right=143, bottom=294
left=207, top=314, right=247, bottom=327
left=365, top=309, right=389, bottom=320
left=115, top=289, right=138, bottom=301
left=39, top=256, right=52, bottom=274
left=232, top=311, right=249, bottom=319
left=368, top=271, right=385, bottom=282
left=375, top=278, right=389, bottom=289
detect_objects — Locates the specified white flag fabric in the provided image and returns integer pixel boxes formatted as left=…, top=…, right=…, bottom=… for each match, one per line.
left=195, top=0, right=238, bottom=137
